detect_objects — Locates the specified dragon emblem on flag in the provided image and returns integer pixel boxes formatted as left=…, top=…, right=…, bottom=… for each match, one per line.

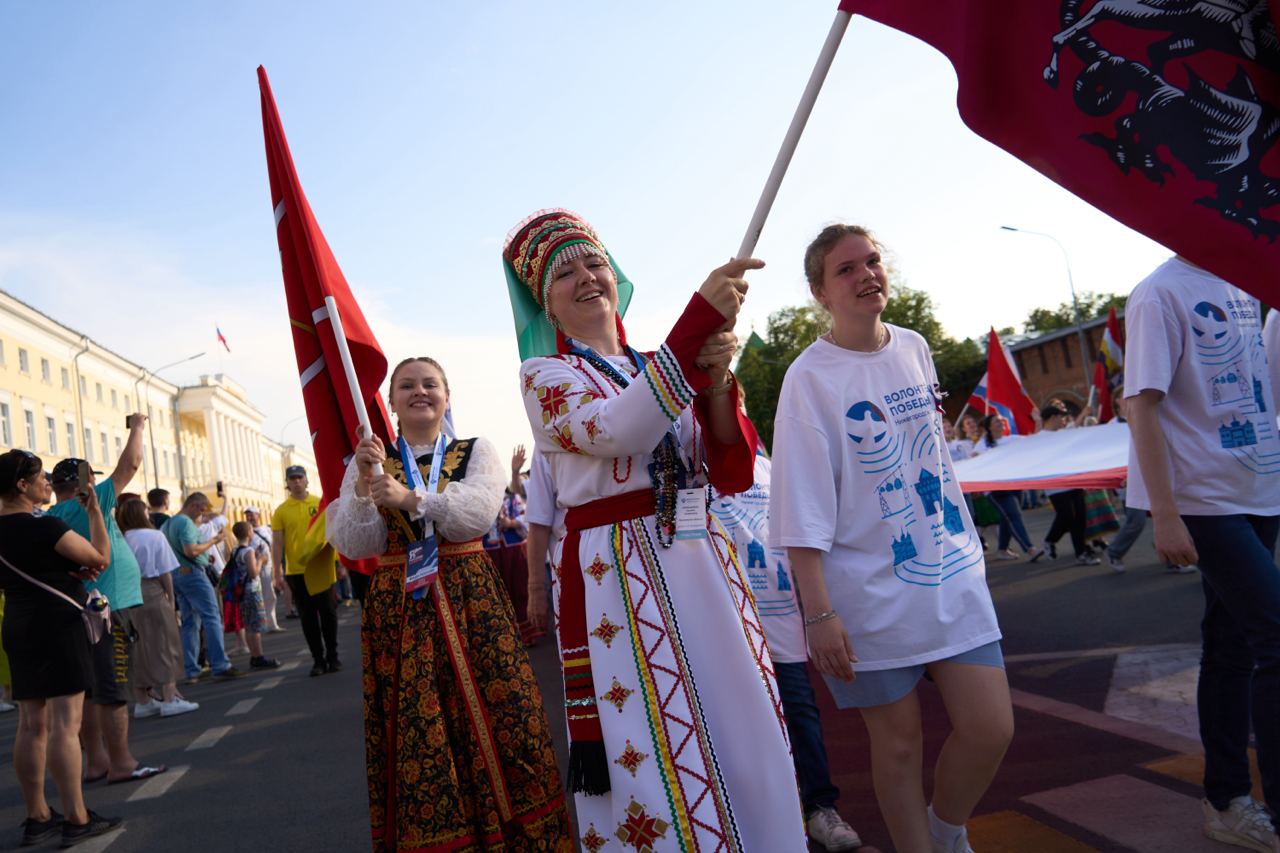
left=1044, top=0, right=1280, bottom=238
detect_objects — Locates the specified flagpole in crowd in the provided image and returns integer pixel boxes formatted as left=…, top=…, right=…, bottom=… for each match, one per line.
left=323, top=295, right=383, bottom=475
left=736, top=7, right=853, bottom=258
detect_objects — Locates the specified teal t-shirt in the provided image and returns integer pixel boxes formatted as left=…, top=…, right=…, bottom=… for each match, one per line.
left=161, top=513, right=207, bottom=573
left=46, top=478, right=143, bottom=610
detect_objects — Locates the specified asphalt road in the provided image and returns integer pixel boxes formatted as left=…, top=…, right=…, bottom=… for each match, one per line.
left=0, top=506, right=1215, bottom=852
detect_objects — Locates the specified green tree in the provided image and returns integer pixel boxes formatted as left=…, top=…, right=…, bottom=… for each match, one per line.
left=1024, top=291, right=1126, bottom=334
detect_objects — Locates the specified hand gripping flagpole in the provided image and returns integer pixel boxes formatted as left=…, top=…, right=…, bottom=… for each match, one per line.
left=324, top=295, right=384, bottom=475
left=736, top=9, right=853, bottom=259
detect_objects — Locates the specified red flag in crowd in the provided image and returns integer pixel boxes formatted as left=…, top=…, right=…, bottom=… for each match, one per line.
left=258, top=66, right=394, bottom=571
left=1093, top=306, right=1125, bottom=422
left=984, top=328, right=1037, bottom=435
left=841, top=1, right=1280, bottom=306
left=216, top=325, right=231, bottom=352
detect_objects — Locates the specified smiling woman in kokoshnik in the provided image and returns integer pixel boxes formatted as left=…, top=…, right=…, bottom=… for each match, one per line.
left=504, top=209, right=807, bottom=852
left=770, top=224, right=1015, bottom=853
left=326, top=356, right=573, bottom=852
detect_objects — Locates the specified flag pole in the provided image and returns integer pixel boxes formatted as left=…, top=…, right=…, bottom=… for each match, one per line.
left=736, top=9, right=853, bottom=259
left=324, top=295, right=384, bottom=475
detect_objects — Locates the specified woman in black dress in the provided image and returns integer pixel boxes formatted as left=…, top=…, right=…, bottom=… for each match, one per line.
left=0, top=450, right=121, bottom=847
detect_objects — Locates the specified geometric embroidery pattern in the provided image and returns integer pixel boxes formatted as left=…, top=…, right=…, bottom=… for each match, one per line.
left=585, top=554, right=610, bottom=585
left=614, top=739, right=649, bottom=777
left=591, top=613, right=622, bottom=647
left=600, top=678, right=633, bottom=712
left=581, top=824, right=608, bottom=853
left=615, top=798, right=670, bottom=852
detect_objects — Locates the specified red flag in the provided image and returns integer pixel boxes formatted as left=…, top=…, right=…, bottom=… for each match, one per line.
left=842, top=1, right=1280, bottom=306
left=985, top=328, right=1037, bottom=435
left=258, top=66, right=394, bottom=573
left=1093, top=358, right=1114, bottom=424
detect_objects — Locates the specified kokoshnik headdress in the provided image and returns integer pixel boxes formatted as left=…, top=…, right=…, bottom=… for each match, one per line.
left=502, top=208, right=634, bottom=361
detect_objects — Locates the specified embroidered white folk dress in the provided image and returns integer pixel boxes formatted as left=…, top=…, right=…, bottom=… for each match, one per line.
left=521, top=343, right=807, bottom=852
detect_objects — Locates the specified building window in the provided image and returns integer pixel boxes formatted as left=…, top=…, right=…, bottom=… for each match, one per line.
left=46, top=417, right=57, bottom=454
left=163, top=450, right=170, bottom=477
left=96, top=383, right=103, bottom=403
left=111, top=389, right=118, bottom=409
left=100, top=432, right=109, bottom=464
left=1060, top=338, right=1073, bottom=369
left=19, top=349, right=29, bottom=374
left=66, top=422, right=77, bottom=457
left=40, top=358, right=50, bottom=383
left=84, top=427, right=93, bottom=462
left=0, top=403, right=10, bottom=446
left=60, top=367, right=70, bottom=389
left=25, top=411, right=37, bottom=449
left=114, top=436, right=122, bottom=457
left=0, top=340, right=5, bottom=364
left=123, top=395, right=130, bottom=412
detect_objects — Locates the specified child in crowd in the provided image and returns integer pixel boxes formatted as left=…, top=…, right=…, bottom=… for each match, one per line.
left=227, top=522, right=280, bottom=670
left=772, top=224, right=1012, bottom=853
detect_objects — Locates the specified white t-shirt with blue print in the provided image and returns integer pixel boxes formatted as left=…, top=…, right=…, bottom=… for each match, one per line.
left=770, top=326, right=1002, bottom=671
left=1124, top=258, right=1280, bottom=516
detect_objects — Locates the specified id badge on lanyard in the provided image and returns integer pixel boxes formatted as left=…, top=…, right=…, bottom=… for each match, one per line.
left=399, top=433, right=445, bottom=597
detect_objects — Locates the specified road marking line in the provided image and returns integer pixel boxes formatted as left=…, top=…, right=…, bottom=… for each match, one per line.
left=1005, top=643, right=1198, bottom=664
left=968, top=810, right=1097, bottom=853
left=226, top=698, right=261, bottom=716
left=296, top=648, right=310, bottom=656
left=278, top=660, right=300, bottom=672
left=127, top=765, right=190, bottom=801
left=1010, top=688, right=1201, bottom=754
left=185, top=726, right=232, bottom=751
left=254, top=676, right=284, bottom=691
left=67, top=827, right=125, bottom=852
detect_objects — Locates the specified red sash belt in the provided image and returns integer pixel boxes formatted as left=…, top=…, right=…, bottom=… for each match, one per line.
left=559, top=488, right=655, bottom=795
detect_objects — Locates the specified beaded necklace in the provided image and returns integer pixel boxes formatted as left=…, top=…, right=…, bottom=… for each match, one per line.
left=568, top=342, right=690, bottom=548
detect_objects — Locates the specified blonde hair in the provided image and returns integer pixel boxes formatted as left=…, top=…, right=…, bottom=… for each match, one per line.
left=802, top=224, right=882, bottom=298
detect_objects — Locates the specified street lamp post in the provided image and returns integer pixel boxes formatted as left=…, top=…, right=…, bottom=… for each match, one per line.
left=134, top=352, right=206, bottom=490
left=1000, top=226, right=1094, bottom=395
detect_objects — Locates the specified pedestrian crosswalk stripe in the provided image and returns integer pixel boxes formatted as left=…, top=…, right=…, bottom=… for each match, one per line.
left=226, top=698, right=261, bottom=717
left=185, top=726, right=232, bottom=751
left=128, top=765, right=190, bottom=801
left=968, top=810, right=1097, bottom=852
left=1143, top=751, right=1263, bottom=802
left=255, top=676, right=284, bottom=691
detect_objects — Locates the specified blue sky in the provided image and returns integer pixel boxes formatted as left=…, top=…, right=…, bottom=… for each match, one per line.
left=0, top=2, right=1171, bottom=459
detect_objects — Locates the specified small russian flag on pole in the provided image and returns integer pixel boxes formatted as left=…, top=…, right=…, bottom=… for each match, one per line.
left=216, top=325, right=231, bottom=352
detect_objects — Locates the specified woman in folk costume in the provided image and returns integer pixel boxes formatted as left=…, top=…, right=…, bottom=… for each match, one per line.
left=327, top=356, right=572, bottom=852
left=503, top=209, right=807, bottom=852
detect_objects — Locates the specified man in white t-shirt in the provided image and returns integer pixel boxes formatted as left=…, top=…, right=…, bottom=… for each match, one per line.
left=1125, top=256, right=1280, bottom=852
left=243, top=507, right=281, bottom=633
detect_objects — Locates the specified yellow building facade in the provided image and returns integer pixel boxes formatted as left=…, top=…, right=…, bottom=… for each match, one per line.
left=0, top=289, right=315, bottom=520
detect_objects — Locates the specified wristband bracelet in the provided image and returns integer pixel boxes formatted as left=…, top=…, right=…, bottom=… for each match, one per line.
left=803, top=609, right=838, bottom=627
left=704, top=370, right=735, bottom=397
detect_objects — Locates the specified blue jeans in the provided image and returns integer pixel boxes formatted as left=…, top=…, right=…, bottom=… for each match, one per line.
left=1107, top=508, right=1147, bottom=559
left=173, top=567, right=231, bottom=677
left=774, top=661, right=840, bottom=816
left=1183, top=514, right=1280, bottom=813
left=988, top=491, right=1032, bottom=552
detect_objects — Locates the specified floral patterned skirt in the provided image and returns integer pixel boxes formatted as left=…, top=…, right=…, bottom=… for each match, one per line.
left=362, top=548, right=573, bottom=852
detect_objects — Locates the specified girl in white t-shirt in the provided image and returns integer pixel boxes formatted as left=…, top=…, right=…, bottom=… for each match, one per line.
left=771, top=225, right=1012, bottom=853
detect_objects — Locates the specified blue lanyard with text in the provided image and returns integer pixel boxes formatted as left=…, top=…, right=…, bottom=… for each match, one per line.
left=397, top=432, right=445, bottom=598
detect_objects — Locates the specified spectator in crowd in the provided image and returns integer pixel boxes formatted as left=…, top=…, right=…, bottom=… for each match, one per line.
left=972, top=414, right=1036, bottom=560
left=117, top=499, right=197, bottom=718
left=197, top=495, right=229, bottom=583
left=272, top=466, right=339, bottom=677
left=1028, top=404, right=1099, bottom=566
left=161, top=492, right=241, bottom=684
left=486, top=446, right=535, bottom=643
left=242, top=507, right=283, bottom=632
left=47, top=415, right=167, bottom=786
left=225, top=522, right=280, bottom=670
left=1104, top=391, right=1196, bottom=574
left=0, top=449, right=123, bottom=847
left=1125, top=256, right=1280, bottom=851
left=146, top=488, right=170, bottom=531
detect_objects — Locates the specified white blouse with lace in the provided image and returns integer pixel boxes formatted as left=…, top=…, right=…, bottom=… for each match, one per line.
left=325, top=436, right=506, bottom=560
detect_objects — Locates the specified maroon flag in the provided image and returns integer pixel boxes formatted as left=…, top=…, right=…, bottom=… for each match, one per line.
left=842, top=1, right=1280, bottom=306
left=258, top=66, right=394, bottom=571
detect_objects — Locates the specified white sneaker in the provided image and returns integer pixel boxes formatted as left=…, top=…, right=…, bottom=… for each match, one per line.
left=1168, top=564, right=1198, bottom=574
left=1107, top=553, right=1126, bottom=573
left=159, top=698, right=200, bottom=718
left=806, top=807, right=862, bottom=851
left=1203, top=797, right=1280, bottom=852
left=931, top=829, right=976, bottom=853
left=1076, top=552, right=1101, bottom=566
left=133, top=699, right=162, bottom=719
left=0, top=700, right=15, bottom=713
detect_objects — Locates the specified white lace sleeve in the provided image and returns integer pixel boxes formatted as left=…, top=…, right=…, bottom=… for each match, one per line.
left=415, top=436, right=506, bottom=542
left=325, top=456, right=389, bottom=559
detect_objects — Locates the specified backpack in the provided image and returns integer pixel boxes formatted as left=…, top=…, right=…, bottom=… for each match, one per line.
left=222, top=545, right=249, bottom=603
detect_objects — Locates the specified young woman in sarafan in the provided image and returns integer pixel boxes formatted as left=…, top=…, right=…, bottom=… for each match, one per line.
left=327, top=357, right=572, bottom=852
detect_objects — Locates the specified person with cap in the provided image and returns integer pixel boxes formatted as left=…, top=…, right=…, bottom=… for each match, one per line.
left=0, top=449, right=124, bottom=847
left=160, top=491, right=241, bottom=685
left=46, top=413, right=169, bottom=786
left=271, top=467, right=339, bottom=676
left=504, top=209, right=806, bottom=850
left=243, top=506, right=282, bottom=632
left=328, top=356, right=573, bottom=851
